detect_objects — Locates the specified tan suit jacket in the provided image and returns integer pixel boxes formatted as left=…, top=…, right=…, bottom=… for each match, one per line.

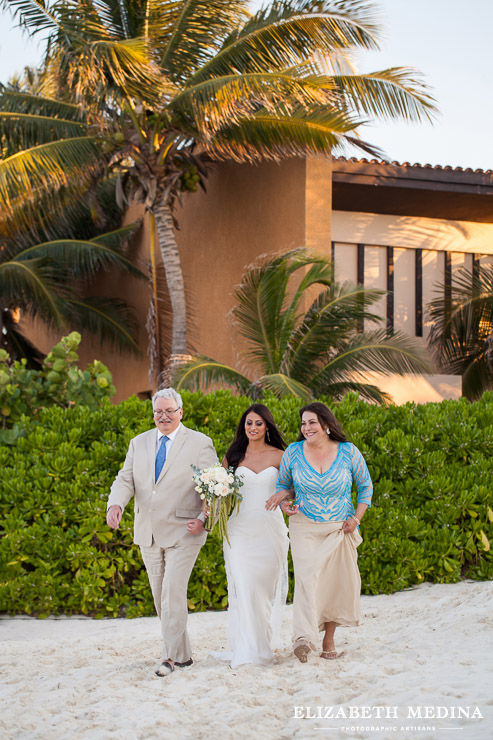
left=108, top=423, right=218, bottom=548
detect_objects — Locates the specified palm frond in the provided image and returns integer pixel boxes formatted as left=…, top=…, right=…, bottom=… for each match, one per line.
left=0, top=317, right=45, bottom=368
left=0, top=112, right=87, bottom=156
left=331, top=67, right=437, bottom=123
left=0, top=175, right=122, bottom=248
left=284, top=256, right=334, bottom=318
left=173, top=354, right=251, bottom=392
left=0, top=136, right=101, bottom=210
left=316, top=379, right=391, bottom=404
left=231, top=252, right=296, bottom=372
left=0, top=257, right=64, bottom=326
left=170, top=71, right=337, bottom=134
left=427, top=265, right=493, bottom=356
left=17, top=237, right=145, bottom=279
left=285, top=281, right=387, bottom=379
left=86, top=0, right=128, bottom=37
left=63, top=296, right=141, bottom=355
left=428, top=264, right=493, bottom=328
left=160, top=0, right=248, bottom=80
left=426, top=265, right=493, bottom=399
left=191, top=0, right=381, bottom=83
left=0, top=0, right=62, bottom=37
left=206, top=107, right=370, bottom=163
left=275, top=250, right=335, bottom=356
left=89, top=221, right=141, bottom=248
left=254, top=372, right=312, bottom=400
left=461, top=354, right=493, bottom=401
left=59, top=37, right=164, bottom=105
left=0, top=88, right=85, bottom=121
left=310, top=329, right=432, bottom=394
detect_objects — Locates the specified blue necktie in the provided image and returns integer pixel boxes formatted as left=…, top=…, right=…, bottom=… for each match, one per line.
left=155, top=435, right=169, bottom=481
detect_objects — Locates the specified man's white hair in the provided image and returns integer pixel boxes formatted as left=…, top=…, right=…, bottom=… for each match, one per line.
left=152, top=387, right=183, bottom=409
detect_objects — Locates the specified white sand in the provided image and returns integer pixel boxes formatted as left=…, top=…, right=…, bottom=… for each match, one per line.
left=1, top=581, right=492, bottom=740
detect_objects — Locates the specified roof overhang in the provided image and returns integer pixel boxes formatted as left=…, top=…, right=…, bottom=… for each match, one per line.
left=332, top=158, right=493, bottom=223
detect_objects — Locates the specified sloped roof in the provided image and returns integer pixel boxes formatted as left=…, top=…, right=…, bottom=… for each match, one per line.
left=332, top=157, right=493, bottom=222
left=334, top=156, right=493, bottom=177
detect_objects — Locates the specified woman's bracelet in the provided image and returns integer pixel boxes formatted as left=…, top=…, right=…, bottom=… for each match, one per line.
left=352, top=515, right=360, bottom=525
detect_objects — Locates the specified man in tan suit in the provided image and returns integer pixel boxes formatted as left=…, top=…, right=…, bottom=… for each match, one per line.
left=106, top=387, right=217, bottom=676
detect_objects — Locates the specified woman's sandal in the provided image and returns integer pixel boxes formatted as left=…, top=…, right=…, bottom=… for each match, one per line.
left=320, top=649, right=344, bottom=660
left=294, top=639, right=310, bottom=663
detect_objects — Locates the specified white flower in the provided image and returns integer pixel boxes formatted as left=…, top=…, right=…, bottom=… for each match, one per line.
left=200, top=493, right=205, bottom=500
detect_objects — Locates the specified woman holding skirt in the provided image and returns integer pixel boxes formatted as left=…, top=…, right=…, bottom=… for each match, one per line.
left=266, top=402, right=372, bottom=663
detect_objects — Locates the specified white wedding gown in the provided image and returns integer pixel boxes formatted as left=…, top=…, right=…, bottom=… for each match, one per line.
left=213, top=466, right=289, bottom=668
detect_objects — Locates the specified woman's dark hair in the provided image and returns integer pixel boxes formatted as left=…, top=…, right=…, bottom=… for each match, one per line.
left=225, top=404, right=286, bottom=471
left=297, top=402, right=348, bottom=442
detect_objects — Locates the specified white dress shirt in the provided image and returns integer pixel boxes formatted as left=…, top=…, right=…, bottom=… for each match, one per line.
left=156, top=423, right=182, bottom=457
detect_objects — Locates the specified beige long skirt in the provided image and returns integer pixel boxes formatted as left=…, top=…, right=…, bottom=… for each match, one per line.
left=289, top=512, right=363, bottom=650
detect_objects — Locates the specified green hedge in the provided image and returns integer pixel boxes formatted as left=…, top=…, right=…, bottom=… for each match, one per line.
left=1, top=390, right=492, bottom=617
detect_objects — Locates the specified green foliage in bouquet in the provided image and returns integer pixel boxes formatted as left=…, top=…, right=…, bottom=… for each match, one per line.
left=0, top=390, right=492, bottom=617
left=191, top=463, right=243, bottom=546
left=0, top=332, right=115, bottom=444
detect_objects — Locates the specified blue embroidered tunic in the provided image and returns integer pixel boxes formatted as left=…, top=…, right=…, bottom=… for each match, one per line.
left=276, top=441, right=373, bottom=522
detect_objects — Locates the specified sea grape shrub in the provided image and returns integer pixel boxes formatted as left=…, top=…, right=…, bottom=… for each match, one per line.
left=0, top=390, right=491, bottom=616
left=0, top=332, right=115, bottom=444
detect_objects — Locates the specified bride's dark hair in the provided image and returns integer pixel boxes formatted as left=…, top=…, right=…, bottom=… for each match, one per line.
left=225, top=404, right=286, bottom=471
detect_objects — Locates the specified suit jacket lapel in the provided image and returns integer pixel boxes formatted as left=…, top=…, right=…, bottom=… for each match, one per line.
left=156, top=424, right=188, bottom=484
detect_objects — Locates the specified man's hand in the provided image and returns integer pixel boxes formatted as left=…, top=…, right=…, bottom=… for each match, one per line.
left=107, top=505, right=123, bottom=529
left=186, top=518, right=205, bottom=535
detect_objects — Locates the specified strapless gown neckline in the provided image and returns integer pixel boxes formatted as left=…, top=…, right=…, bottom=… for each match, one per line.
left=236, top=465, right=278, bottom=475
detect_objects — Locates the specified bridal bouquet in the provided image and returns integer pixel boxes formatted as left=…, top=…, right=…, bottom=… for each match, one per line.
left=191, top=463, right=243, bottom=545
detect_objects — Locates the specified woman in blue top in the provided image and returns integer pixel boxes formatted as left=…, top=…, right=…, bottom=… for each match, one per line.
left=266, top=402, right=372, bottom=663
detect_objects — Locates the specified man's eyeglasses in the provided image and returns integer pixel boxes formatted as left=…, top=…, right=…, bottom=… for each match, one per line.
left=153, top=408, right=181, bottom=417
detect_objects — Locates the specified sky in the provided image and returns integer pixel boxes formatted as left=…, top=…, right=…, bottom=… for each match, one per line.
left=0, top=0, right=492, bottom=171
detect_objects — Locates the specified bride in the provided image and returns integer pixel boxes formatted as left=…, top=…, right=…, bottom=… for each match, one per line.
left=212, top=404, right=289, bottom=668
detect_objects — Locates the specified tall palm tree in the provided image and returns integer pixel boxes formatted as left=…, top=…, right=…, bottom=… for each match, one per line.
left=1, top=0, right=437, bottom=383
left=174, top=249, right=432, bottom=403
left=427, top=264, right=493, bottom=400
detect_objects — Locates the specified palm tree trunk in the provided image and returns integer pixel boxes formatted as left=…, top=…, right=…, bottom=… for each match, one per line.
left=154, top=195, right=191, bottom=383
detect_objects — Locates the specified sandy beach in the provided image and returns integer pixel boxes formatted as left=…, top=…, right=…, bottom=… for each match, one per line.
left=1, top=581, right=492, bottom=740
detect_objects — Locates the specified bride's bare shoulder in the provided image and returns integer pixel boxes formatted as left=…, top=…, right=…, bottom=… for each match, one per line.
left=271, top=448, right=284, bottom=467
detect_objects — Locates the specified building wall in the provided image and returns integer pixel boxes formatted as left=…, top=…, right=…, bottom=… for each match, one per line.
left=20, top=158, right=333, bottom=402
left=21, top=164, right=492, bottom=406
left=332, top=210, right=493, bottom=340
left=175, top=158, right=308, bottom=369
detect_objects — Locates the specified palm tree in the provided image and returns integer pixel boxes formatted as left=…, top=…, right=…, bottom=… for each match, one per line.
left=173, top=249, right=432, bottom=403
left=1, top=0, right=437, bottom=383
left=427, top=264, right=493, bottom=400
left=0, top=88, right=145, bottom=362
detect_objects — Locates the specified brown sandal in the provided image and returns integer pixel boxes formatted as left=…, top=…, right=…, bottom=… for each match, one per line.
left=294, top=639, right=310, bottom=663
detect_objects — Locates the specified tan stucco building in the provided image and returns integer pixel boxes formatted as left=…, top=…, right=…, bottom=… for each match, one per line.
left=25, top=156, right=493, bottom=403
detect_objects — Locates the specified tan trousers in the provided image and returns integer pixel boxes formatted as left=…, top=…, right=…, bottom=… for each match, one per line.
left=140, top=540, right=202, bottom=662
left=289, top=513, right=363, bottom=651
